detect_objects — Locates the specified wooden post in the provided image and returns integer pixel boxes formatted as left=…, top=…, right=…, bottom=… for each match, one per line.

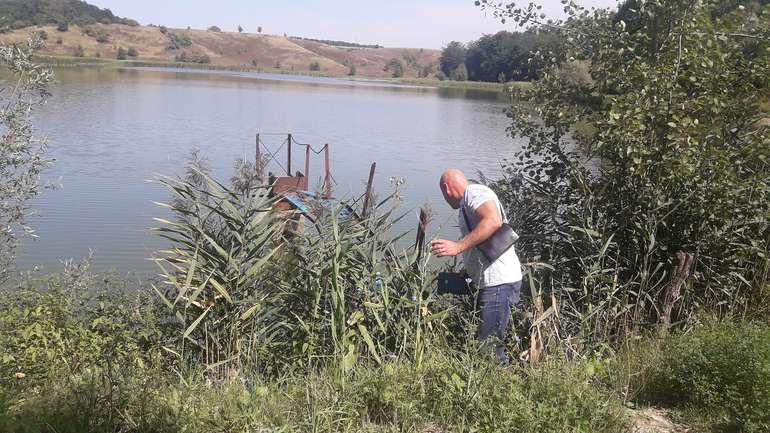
left=323, top=144, right=332, bottom=199
left=255, top=133, right=262, bottom=180
left=287, top=134, right=293, bottom=176
left=362, top=162, right=376, bottom=219
left=304, top=144, right=311, bottom=190
left=414, top=207, right=430, bottom=268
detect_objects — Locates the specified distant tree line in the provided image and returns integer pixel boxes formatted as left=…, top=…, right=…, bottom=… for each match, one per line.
left=439, top=30, right=562, bottom=82
left=0, top=0, right=138, bottom=30
left=292, top=36, right=382, bottom=49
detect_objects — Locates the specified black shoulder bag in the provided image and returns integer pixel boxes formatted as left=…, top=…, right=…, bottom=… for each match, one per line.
left=461, top=202, right=518, bottom=263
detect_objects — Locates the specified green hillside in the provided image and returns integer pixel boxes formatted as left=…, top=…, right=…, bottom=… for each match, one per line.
left=0, top=0, right=138, bottom=30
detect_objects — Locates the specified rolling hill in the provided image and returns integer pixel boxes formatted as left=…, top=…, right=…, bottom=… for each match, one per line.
left=0, top=0, right=440, bottom=79
left=0, top=23, right=440, bottom=79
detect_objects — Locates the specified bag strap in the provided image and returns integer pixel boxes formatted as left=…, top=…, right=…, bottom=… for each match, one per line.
left=461, top=205, right=473, bottom=232
left=460, top=198, right=507, bottom=232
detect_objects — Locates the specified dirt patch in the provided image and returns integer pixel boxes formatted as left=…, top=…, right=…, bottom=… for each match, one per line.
left=629, top=408, right=691, bottom=433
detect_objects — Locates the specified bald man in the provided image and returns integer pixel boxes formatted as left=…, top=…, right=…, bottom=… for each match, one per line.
left=431, top=169, right=522, bottom=364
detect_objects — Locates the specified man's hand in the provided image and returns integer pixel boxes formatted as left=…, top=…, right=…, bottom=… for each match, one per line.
left=431, top=239, right=463, bottom=257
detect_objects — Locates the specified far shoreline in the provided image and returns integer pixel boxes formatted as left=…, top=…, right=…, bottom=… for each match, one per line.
left=33, top=54, right=530, bottom=93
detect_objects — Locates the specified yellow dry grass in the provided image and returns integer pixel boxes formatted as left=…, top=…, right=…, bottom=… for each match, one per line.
left=0, top=24, right=441, bottom=79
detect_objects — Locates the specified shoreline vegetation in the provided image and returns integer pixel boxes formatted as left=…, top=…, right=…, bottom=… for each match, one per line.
left=33, top=54, right=518, bottom=92
left=2, top=0, right=769, bottom=432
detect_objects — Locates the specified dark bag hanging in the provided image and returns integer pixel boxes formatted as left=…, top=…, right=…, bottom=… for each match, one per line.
left=461, top=202, right=518, bottom=263
left=436, top=272, right=472, bottom=295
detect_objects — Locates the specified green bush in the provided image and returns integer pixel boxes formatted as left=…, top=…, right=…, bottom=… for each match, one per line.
left=487, top=0, right=770, bottom=351
left=95, top=31, right=109, bottom=43
left=384, top=58, right=404, bottom=78
left=166, top=32, right=192, bottom=50
left=174, top=50, right=210, bottom=64
left=638, top=320, right=770, bottom=432
left=0, top=264, right=170, bottom=388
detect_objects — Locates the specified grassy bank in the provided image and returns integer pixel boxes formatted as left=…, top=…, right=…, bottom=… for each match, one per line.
left=34, top=54, right=336, bottom=76
left=394, top=78, right=531, bottom=92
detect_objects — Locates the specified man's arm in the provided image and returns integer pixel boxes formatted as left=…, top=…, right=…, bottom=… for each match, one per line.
left=431, top=201, right=501, bottom=257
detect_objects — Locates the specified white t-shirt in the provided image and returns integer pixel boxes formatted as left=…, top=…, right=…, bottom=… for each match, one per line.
left=459, top=184, right=522, bottom=287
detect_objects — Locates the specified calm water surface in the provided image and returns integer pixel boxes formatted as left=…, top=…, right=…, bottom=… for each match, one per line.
left=17, top=67, right=524, bottom=275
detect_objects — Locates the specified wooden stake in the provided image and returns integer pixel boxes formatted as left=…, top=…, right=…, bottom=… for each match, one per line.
left=362, top=162, right=376, bottom=219
left=304, top=145, right=311, bottom=190
left=415, top=207, right=429, bottom=266
left=323, top=144, right=332, bottom=199
left=255, top=133, right=262, bottom=180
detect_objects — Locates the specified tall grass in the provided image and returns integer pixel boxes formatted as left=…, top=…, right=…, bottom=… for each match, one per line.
left=151, top=160, right=451, bottom=378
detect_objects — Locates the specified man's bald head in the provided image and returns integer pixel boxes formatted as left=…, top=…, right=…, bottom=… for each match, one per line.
left=440, top=169, right=467, bottom=186
left=439, top=169, right=468, bottom=209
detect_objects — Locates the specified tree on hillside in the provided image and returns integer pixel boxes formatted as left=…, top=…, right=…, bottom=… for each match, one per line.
left=384, top=58, right=405, bottom=78
left=418, top=64, right=435, bottom=78
left=116, top=47, right=127, bottom=60
left=309, top=61, right=321, bottom=71
left=167, top=33, right=192, bottom=50
left=439, top=41, right=466, bottom=76
left=208, top=26, right=222, bottom=32
left=258, top=26, right=262, bottom=33
left=238, top=25, right=243, bottom=33
left=57, top=22, right=68, bottom=32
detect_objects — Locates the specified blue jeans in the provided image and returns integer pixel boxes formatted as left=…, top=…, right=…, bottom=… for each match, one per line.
left=477, top=281, right=522, bottom=364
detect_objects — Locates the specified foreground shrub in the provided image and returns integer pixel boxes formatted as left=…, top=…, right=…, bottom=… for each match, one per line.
left=0, top=261, right=171, bottom=388
left=637, top=320, right=770, bottom=433
left=0, top=38, right=54, bottom=283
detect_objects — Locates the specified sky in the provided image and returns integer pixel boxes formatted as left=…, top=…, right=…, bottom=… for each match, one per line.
left=89, top=0, right=621, bottom=49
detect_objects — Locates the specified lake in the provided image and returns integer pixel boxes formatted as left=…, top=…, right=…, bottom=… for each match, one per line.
left=16, top=67, right=524, bottom=276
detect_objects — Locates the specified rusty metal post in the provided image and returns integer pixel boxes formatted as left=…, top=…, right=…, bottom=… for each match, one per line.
left=304, top=144, right=311, bottom=190
left=287, top=133, right=293, bottom=176
left=362, top=162, right=376, bottom=219
left=255, top=133, right=262, bottom=180
left=323, top=144, right=332, bottom=199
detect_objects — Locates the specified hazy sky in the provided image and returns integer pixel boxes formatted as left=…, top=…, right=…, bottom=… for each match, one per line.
left=89, top=0, right=621, bottom=49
